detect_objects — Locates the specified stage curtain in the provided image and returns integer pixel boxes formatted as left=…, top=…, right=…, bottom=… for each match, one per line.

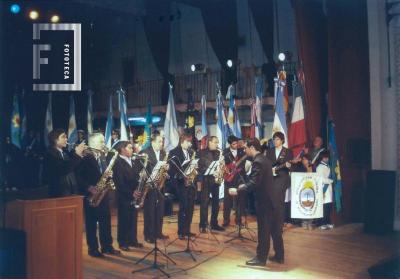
left=143, top=0, right=173, bottom=104
left=292, top=0, right=328, bottom=143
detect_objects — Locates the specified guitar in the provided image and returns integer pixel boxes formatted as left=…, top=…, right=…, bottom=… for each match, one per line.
left=272, top=159, right=296, bottom=177
left=224, top=154, right=248, bottom=183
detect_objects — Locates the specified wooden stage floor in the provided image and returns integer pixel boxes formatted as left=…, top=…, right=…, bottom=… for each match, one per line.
left=83, top=205, right=399, bottom=279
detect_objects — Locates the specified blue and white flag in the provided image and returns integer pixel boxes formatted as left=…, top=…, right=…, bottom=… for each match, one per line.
left=164, top=83, right=179, bottom=152
left=227, top=86, right=241, bottom=138
left=272, top=78, right=288, bottom=147
left=255, top=76, right=263, bottom=139
left=216, top=92, right=228, bottom=149
left=44, top=93, right=53, bottom=147
left=105, top=95, right=113, bottom=149
left=117, top=88, right=129, bottom=141
left=200, top=95, right=208, bottom=149
left=68, top=95, right=78, bottom=148
left=87, top=90, right=94, bottom=134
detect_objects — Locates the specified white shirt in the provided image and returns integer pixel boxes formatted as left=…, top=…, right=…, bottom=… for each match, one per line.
left=183, top=149, right=189, bottom=160
left=230, top=148, right=237, bottom=158
left=316, top=161, right=333, bottom=204
left=275, top=146, right=282, bottom=160
left=119, top=154, right=132, bottom=167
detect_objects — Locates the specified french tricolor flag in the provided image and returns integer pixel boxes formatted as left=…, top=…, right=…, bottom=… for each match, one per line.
left=288, top=81, right=306, bottom=157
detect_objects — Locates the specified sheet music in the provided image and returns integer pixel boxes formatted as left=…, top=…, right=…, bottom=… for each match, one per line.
left=184, top=159, right=199, bottom=175
left=146, top=161, right=168, bottom=183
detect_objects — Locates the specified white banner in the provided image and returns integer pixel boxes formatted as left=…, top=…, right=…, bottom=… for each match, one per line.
left=291, top=172, right=324, bottom=219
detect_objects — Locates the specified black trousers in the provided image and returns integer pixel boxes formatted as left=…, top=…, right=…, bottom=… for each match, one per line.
left=199, top=177, right=220, bottom=228
left=270, top=204, right=285, bottom=260
left=143, top=188, right=165, bottom=240
left=117, top=199, right=139, bottom=247
left=176, top=179, right=196, bottom=235
left=84, top=198, right=113, bottom=252
left=223, top=183, right=247, bottom=225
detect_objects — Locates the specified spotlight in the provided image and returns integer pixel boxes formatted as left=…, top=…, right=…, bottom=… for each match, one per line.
left=226, top=59, right=233, bottom=68
left=278, top=52, right=286, bottom=62
left=50, top=14, right=60, bottom=23
left=10, top=4, right=21, bottom=14
left=29, top=10, right=39, bottom=20
left=190, top=63, right=205, bottom=72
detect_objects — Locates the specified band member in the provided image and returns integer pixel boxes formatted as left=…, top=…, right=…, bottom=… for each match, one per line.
left=198, top=136, right=225, bottom=232
left=237, top=138, right=273, bottom=266
left=76, top=133, right=120, bottom=257
left=308, top=136, right=325, bottom=167
left=43, top=129, right=85, bottom=197
left=223, top=135, right=246, bottom=227
left=168, top=133, right=196, bottom=239
left=140, top=133, right=169, bottom=243
left=112, top=141, right=144, bottom=251
left=265, top=131, right=293, bottom=264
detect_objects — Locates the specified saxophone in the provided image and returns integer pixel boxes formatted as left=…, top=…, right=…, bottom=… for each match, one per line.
left=88, top=150, right=118, bottom=207
left=131, top=153, right=149, bottom=209
left=214, top=149, right=225, bottom=184
left=154, top=152, right=170, bottom=190
left=184, top=151, right=198, bottom=186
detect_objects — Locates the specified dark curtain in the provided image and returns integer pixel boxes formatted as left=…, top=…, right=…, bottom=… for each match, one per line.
left=292, top=0, right=328, bottom=143
left=199, top=0, right=238, bottom=93
left=327, top=0, right=370, bottom=223
left=248, top=0, right=274, bottom=63
left=143, top=0, right=173, bottom=104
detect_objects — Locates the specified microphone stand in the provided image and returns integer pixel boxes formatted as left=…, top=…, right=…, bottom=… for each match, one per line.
left=132, top=159, right=176, bottom=278
left=225, top=173, right=256, bottom=244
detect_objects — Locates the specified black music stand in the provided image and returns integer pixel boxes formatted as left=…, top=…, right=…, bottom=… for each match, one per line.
left=132, top=160, right=176, bottom=278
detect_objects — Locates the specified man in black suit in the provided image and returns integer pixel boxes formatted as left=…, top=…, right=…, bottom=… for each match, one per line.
left=112, top=141, right=144, bottom=251
left=265, top=131, right=293, bottom=264
left=76, top=133, right=121, bottom=257
left=168, top=133, right=196, bottom=239
left=140, top=133, right=169, bottom=243
left=43, top=129, right=85, bottom=197
left=198, top=136, right=225, bottom=232
left=223, top=135, right=247, bottom=227
left=236, top=138, right=273, bottom=266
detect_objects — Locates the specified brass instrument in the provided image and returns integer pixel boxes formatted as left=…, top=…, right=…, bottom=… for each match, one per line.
left=131, top=153, right=149, bottom=208
left=88, top=150, right=118, bottom=207
left=214, top=148, right=225, bottom=184
left=184, top=151, right=198, bottom=186
left=154, top=152, right=170, bottom=190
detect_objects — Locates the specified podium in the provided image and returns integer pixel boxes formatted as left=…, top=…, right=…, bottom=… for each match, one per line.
left=5, top=196, right=83, bottom=279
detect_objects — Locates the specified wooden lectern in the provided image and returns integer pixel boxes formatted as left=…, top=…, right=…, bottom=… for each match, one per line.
left=6, top=196, right=83, bottom=279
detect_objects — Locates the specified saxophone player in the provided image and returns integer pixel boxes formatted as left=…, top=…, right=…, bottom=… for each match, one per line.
left=168, top=133, right=196, bottom=239
left=198, top=136, right=225, bottom=232
left=112, top=141, right=144, bottom=251
left=140, top=133, right=169, bottom=243
left=75, top=133, right=121, bottom=257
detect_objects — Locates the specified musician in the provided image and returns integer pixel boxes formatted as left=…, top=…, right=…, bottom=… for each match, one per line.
left=308, top=136, right=325, bottom=168
left=140, top=133, right=169, bottom=243
left=76, top=133, right=120, bottom=257
left=236, top=138, right=273, bottom=266
left=198, top=136, right=225, bottom=232
left=223, top=135, right=246, bottom=227
left=265, top=131, right=293, bottom=264
left=112, top=141, right=143, bottom=251
left=43, top=129, right=85, bottom=197
left=168, top=133, right=196, bottom=239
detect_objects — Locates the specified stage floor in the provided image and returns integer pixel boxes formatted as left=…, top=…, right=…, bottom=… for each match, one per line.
left=83, top=205, right=399, bottom=279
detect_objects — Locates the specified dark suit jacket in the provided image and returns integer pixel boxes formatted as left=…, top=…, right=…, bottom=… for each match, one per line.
left=140, top=146, right=166, bottom=174
left=266, top=147, right=293, bottom=203
left=75, top=154, right=106, bottom=197
left=168, top=145, right=194, bottom=180
left=43, top=147, right=81, bottom=197
left=243, top=153, right=274, bottom=209
left=197, top=148, right=220, bottom=176
left=112, top=156, right=140, bottom=205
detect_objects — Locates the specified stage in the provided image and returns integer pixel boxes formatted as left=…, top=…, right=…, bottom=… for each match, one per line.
left=83, top=205, right=399, bottom=279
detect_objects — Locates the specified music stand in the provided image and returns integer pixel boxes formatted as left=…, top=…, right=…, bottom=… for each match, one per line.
left=132, top=160, right=176, bottom=278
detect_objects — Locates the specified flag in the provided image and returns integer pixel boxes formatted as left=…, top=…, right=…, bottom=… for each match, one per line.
left=118, top=88, right=129, bottom=141
left=68, top=95, right=78, bottom=148
left=288, top=79, right=306, bottom=157
left=142, top=102, right=152, bottom=149
left=328, top=119, right=343, bottom=213
left=20, top=91, right=27, bottom=147
left=44, top=93, right=53, bottom=147
left=164, top=83, right=179, bottom=152
left=255, top=76, right=263, bottom=138
left=87, top=89, right=94, bottom=134
left=105, top=95, right=113, bottom=149
left=200, top=95, right=208, bottom=149
left=250, top=101, right=257, bottom=139
left=215, top=91, right=228, bottom=149
left=185, top=89, right=197, bottom=149
left=278, top=70, right=289, bottom=113
left=227, top=85, right=242, bottom=138
left=10, top=94, right=21, bottom=148
left=272, top=78, right=288, bottom=147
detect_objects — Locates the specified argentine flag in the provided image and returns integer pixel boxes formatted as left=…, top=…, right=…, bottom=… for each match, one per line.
left=272, top=78, right=288, bottom=147
left=68, top=95, right=78, bottom=148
